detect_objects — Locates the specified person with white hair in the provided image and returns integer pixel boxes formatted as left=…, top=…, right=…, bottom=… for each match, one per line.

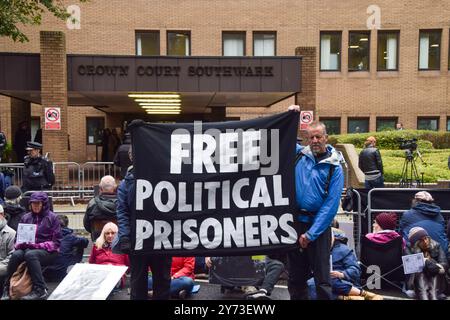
left=0, top=204, right=16, bottom=296
left=83, top=175, right=118, bottom=241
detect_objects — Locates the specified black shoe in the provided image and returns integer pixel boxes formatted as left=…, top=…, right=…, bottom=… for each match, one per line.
left=0, top=287, right=10, bottom=301
left=21, top=288, right=48, bottom=300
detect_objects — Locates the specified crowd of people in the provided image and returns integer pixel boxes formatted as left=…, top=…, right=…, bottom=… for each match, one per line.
left=0, top=107, right=449, bottom=301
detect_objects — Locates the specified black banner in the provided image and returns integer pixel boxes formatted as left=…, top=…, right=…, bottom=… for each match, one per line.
left=129, top=112, right=300, bottom=255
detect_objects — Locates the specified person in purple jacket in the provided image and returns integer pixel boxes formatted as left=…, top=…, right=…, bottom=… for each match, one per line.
left=1, top=191, right=61, bottom=300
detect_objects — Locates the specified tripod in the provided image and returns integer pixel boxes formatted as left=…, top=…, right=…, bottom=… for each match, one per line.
left=399, top=149, right=425, bottom=188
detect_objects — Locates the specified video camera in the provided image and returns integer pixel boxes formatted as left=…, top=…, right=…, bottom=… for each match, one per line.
left=399, top=138, right=418, bottom=151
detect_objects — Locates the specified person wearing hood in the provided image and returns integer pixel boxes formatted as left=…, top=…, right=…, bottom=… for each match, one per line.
left=366, top=212, right=406, bottom=250
left=114, top=132, right=132, bottom=179
left=286, top=106, right=345, bottom=300
left=399, top=191, right=448, bottom=252
left=83, top=175, right=118, bottom=242
left=43, top=215, right=88, bottom=282
left=308, top=228, right=382, bottom=300
left=1, top=191, right=62, bottom=300
left=0, top=204, right=16, bottom=296
left=112, top=143, right=172, bottom=300
left=405, top=227, right=447, bottom=300
left=2, top=186, right=27, bottom=231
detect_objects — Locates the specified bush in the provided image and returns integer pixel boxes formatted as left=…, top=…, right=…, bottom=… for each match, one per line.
left=331, top=130, right=450, bottom=150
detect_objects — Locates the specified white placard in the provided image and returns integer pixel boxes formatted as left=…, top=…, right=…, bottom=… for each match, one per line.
left=48, top=263, right=128, bottom=300
left=88, top=136, right=94, bottom=144
left=16, top=223, right=37, bottom=244
left=402, top=253, right=425, bottom=275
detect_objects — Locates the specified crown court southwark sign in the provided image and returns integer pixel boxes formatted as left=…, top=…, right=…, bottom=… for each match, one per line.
left=67, top=56, right=301, bottom=92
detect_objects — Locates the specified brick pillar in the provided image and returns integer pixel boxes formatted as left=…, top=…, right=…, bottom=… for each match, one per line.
left=295, top=47, right=316, bottom=140
left=40, top=31, right=68, bottom=163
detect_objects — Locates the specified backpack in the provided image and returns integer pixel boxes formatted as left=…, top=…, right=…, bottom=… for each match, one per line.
left=9, top=262, right=33, bottom=300
left=341, top=187, right=355, bottom=212
left=295, top=150, right=335, bottom=196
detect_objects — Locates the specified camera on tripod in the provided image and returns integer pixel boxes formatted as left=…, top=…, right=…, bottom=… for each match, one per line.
left=399, top=138, right=418, bottom=151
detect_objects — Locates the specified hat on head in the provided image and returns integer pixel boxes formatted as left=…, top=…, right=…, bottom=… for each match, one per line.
left=26, top=141, right=43, bottom=150
left=375, top=212, right=397, bottom=230
left=414, top=191, right=434, bottom=203
left=408, top=227, right=429, bottom=245
left=4, top=185, right=22, bottom=200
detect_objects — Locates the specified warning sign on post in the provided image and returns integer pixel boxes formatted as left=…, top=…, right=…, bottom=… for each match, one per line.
left=300, top=110, right=314, bottom=130
left=45, top=107, right=61, bottom=130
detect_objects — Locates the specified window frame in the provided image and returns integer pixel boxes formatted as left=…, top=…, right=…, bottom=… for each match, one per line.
left=417, top=116, right=440, bottom=131
left=377, top=30, right=400, bottom=71
left=319, top=117, right=341, bottom=135
left=86, top=117, right=105, bottom=145
left=222, top=31, right=246, bottom=56
left=447, top=117, right=450, bottom=131
left=252, top=31, right=277, bottom=56
left=166, top=30, right=191, bottom=56
left=319, top=31, right=342, bottom=72
left=135, top=30, right=160, bottom=56
left=348, top=30, right=371, bottom=72
left=376, top=117, right=398, bottom=131
left=347, top=117, right=370, bottom=133
left=418, top=29, right=442, bottom=71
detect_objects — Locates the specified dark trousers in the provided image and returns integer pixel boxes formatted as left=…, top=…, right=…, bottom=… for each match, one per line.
left=261, top=256, right=285, bottom=295
left=287, top=223, right=333, bottom=300
left=129, top=254, right=171, bottom=300
left=5, top=249, right=57, bottom=291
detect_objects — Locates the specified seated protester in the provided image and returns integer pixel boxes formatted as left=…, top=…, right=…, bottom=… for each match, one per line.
left=89, top=222, right=129, bottom=288
left=0, top=205, right=16, bottom=296
left=149, top=257, right=195, bottom=299
left=400, top=191, right=448, bottom=252
left=3, top=186, right=26, bottom=231
left=308, top=228, right=383, bottom=300
left=1, top=192, right=61, bottom=300
left=366, top=212, right=406, bottom=250
left=406, top=227, right=448, bottom=300
left=83, top=175, right=118, bottom=242
left=246, top=254, right=287, bottom=300
left=43, top=215, right=89, bottom=282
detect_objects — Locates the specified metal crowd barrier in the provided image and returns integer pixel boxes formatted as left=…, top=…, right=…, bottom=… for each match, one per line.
left=0, top=162, right=25, bottom=186
left=81, top=162, right=120, bottom=192
left=367, top=187, right=450, bottom=234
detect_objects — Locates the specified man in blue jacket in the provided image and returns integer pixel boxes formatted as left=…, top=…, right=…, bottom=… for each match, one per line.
left=112, top=144, right=172, bottom=300
left=287, top=105, right=344, bottom=300
left=400, top=191, right=448, bottom=254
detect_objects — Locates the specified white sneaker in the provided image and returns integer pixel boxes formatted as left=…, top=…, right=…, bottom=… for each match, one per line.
left=246, top=289, right=271, bottom=300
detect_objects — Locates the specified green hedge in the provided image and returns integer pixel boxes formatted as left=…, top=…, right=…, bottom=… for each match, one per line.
left=356, top=148, right=450, bottom=183
left=330, top=130, right=450, bottom=149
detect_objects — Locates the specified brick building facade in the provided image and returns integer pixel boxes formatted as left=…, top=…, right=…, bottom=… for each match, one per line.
left=0, top=0, right=449, bottom=162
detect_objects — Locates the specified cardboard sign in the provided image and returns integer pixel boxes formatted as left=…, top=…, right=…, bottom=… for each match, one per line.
left=300, top=111, right=313, bottom=130
left=402, top=253, right=425, bottom=275
left=16, top=223, right=37, bottom=244
left=45, top=107, right=61, bottom=130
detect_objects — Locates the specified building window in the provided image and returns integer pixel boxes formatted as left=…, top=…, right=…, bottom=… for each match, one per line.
left=253, top=32, right=276, bottom=56
left=419, top=30, right=441, bottom=70
left=30, top=117, right=41, bottom=142
left=320, top=32, right=341, bottom=71
left=86, top=117, right=105, bottom=145
left=320, top=118, right=341, bottom=135
left=348, top=31, right=370, bottom=71
left=376, top=117, right=398, bottom=131
left=348, top=118, right=369, bottom=133
left=135, top=31, right=160, bottom=56
left=447, top=117, right=450, bottom=131
left=377, top=31, right=399, bottom=71
left=417, top=117, right=439, bottom=131
left=167, top=31, right=190, bottom=56
left=223, top=32, right=246, bottom=56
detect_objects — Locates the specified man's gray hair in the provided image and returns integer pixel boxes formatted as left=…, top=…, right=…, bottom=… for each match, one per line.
left=99, top=175, right=117, bottom=193
left=307, top=121, right=327, bottom=135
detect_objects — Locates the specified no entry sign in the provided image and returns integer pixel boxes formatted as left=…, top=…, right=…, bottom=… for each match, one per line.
left=300, top=110, right=314, bottom=130
left=45, top=107, right=61, bottom=130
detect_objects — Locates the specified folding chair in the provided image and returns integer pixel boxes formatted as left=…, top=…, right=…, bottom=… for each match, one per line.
left=360, top=236, right=405, bottom=291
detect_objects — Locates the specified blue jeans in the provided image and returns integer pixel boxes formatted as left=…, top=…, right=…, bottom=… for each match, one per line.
left=148, top=276, right=194, bottom=297
left=307, top=277, right=355, bottom=300
left=365, top=176, right=384, bottom=189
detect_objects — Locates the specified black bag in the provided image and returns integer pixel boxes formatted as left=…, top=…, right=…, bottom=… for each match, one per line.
left=341, top=187, right=354, bottom=212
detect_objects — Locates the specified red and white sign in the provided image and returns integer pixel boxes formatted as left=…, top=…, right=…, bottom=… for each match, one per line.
left=45, top=107, right=61, bottom=130
left=300, top=110, right=314, bottom=130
